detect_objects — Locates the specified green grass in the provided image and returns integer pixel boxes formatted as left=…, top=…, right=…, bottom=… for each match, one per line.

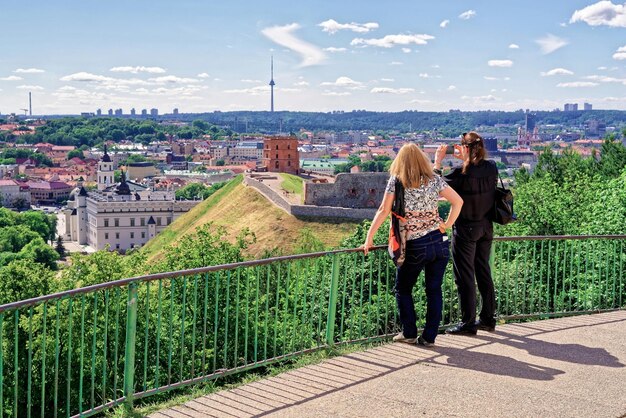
left=279, top=173, right=304, bottom=195
left=140, top=175, right=243, bottom=260
left=108, top=341, right=388, bottom=417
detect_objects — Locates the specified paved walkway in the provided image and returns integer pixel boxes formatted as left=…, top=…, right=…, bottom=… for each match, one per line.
left=150, top=310, right=626, bottom=418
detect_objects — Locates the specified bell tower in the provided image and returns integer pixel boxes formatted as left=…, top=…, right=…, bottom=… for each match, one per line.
left=97, top=144, right=114, bottom=191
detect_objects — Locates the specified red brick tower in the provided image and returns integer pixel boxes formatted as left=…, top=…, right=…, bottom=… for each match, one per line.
left=263, top=136, right=299, bottom=174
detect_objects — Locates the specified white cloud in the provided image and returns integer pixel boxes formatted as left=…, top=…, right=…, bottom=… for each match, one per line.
left=60, top=72, right=116, bottom=83
left=320, top=76, right=363, bottom=88
left=318, top=19, right=379, bottom=34
left=540, top=68, right=574, bottom=76
left=419, top=73, right=440, bottom=78
left=389, top=61, right=403, bottom=65
left=351, top=33, right=435, bottom=48
left=440, top=20, right=450, bottom=28
left=262, top=23, right=326, bottom=67
left=370, top=87, right=415, bottom=94
left=431, top=64, right=440, bottom=69
left=570, top=1, right=626, bottom=28
left=321, top=91, right=351, bottom=96
left=17, top=85, right=44, bottom=90
left=324, top=47, right=347, bottom=53
left=14, top=68, right=45, bottom=74
left=109, top=66, right=166, bottom=74
left=484, top=76, right=499, bottom=81
left=447, top=85, right=457, bottom=91
left=241, top=79, right=262, bottom=83
left=536, top=34, right=568, bottom=54
left=509, top=43, right=520, bottom=49
left=224, top=85, right=270, bottom=95
left=149, top=76, right=199, bottom=84
left=613, top=45, right=626, bottom=60
left=197, top=73, right=210, bottom=78
left=462, top=94, right=499, bottom=101
left=597, top=66, right=608, bottom=70
left=584, top=75, right=626, bottom=84
left=459, top=10, right=476, bottom=20
left=488, top=60, right=513, bottom=67
left=402, top=48, right=412, bottom=53
left=0, top=76, right=22, bottom=81
left=293, top=81, right=310, bottom=86
left=556, top=82, right=599, bottom=87
left=381, top=78, right=395, bottom=82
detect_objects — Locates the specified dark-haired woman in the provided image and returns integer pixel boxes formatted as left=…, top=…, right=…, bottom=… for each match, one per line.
left=434, top=132, right=499, bottom=335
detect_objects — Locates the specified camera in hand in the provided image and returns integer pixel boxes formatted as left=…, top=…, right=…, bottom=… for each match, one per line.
left=445, top=145, right=455, bottom=154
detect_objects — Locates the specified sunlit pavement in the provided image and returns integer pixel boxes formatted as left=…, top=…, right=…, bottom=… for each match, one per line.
left=151, top=310, right=626, bottom=418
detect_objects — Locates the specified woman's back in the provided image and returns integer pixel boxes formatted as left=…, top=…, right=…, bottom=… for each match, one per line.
left=444, top=160, right=497, bottom=223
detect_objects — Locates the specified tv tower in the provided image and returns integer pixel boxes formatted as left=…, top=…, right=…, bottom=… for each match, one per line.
left=269, top=56, right=275, bottom=112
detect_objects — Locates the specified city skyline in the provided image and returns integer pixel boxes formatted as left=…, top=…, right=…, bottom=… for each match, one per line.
left=1, top=0, right=626, bottom=115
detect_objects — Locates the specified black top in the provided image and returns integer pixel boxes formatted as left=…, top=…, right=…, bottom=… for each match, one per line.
left=443, top=160, right=498, bottom=224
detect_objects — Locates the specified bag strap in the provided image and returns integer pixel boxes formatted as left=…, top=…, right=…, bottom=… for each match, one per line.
left=497, top=173, right=505, bottom=189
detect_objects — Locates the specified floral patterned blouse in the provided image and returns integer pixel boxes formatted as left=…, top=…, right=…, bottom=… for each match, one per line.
left=385, top=175, right=448, bottom=240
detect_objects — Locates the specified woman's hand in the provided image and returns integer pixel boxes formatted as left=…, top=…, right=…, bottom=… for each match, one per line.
left=454, top=144, right=469, bottom=161
left=438, top=222, right=450, bottom=233
left=362, top=237, right=374, bottom=255
left=434, top=145, right=447, bottom=168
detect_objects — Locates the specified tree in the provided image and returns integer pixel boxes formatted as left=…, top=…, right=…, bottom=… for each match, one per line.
left=55, top=236, right=66, bottom=258
left=66, top=149, right=85, bottom=160
left=0, top=260, right=53, bottom=304
left=216, top=159, right=225, bottom=166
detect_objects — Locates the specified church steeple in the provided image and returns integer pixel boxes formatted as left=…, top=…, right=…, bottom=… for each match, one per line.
left=97, top=143, right=114, bottom=191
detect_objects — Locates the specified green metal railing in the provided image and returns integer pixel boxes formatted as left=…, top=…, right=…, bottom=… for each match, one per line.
left=0, top=235, right=624, bottom=417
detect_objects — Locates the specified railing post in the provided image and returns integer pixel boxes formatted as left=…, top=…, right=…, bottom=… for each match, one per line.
left=325, top=253, right=340, bottom=346
left=123, top=282, right=138, bottom=412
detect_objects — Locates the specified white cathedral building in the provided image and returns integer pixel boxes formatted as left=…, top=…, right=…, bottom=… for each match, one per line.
left=63, top=146, right=199, bottom=251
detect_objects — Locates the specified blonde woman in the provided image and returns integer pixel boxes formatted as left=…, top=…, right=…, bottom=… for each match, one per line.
left=364, top=143, right=463, bottom=346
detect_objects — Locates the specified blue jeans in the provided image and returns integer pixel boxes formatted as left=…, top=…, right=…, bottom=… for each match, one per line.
left=395, top=230, right=450, bottom=342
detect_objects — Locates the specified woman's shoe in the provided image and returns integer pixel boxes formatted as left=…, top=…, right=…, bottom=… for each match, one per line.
left=445, top=323, right=477, bottom=335
left=393, top=332, right=417, bottom=344
left=417, top=336, right=434, bottom=347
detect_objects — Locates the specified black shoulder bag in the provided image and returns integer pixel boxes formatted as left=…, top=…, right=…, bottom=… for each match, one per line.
left=493, top=174, right=516, bottom=225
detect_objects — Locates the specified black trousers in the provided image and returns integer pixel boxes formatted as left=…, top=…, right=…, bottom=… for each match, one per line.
left=451, top=220, right=496, bottom=329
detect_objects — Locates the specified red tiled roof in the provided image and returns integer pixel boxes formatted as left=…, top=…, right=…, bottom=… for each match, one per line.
left=0, top=179, right=18, bottom=187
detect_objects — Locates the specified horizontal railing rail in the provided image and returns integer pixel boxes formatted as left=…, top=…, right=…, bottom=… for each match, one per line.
left=0, top=235, right=623, bottom=417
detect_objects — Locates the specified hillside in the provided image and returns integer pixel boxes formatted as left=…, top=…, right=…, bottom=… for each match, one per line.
left=141, top=175, right=362, bottom=261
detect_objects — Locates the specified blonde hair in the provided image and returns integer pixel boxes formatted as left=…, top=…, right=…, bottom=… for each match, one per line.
left=389, top=143, right=434, bottom=188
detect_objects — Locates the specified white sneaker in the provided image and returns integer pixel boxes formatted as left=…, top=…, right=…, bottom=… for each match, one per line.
left=393, top=332, right=417, bottom=344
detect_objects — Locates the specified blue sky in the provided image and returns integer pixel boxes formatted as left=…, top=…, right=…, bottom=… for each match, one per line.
left=1, top=0, right=625, bottom=115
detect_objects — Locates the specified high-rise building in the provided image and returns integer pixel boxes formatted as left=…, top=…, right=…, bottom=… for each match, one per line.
left=114, top=108, right=123, bottom=116
left=130, top=108, right=136, bottom=116
left=96, top=109, right=102, bottom=116
left=141, top=109, right=148, bottom=116
left=584, top=103, right=592, bottom=111
left=173, top=108, right=179, bottom=115
left=564, top=103, right=578, bottom=112
left=150, top=108, right=158, bottom=117
left=108, top=109, right=113, bottom=116
left=525, top=110, right=536, bottom=132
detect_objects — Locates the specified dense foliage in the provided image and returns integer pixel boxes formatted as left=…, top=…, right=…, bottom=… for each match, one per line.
left=174, top=181, right=226, bottom=200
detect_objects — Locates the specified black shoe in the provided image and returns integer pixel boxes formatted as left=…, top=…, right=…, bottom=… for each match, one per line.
left=445, top=323, right=477, bottom=335
left=417, top=336, right=435, bottom=347
left=476, top=320, right=496, bottom=332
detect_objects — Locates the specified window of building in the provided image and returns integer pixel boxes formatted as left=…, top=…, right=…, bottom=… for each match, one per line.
left=141, top=232, right=145, bottom=239
left=287, top=144, right=290, bottom=150
left=275, top=154, right=278, bottom=159
left=116, top=244, right=120, bottom=249
left=167, top=217, right=172, bottom=225
left=130, top=218, right=135, bottom=227
left=130, top=232, right=134, bottom=239
left=104, top=218, right=109, bottom=227
left=156, top=217, right=162, bottom=226
left=114, top=218, right=119, bottom=227
left=288, top=161, right=291, bottom=166
left=105, top=233, right=109, bottom=239
left=275, top=145, right=278, bottom=150
left=275, top=161, right=279, bottom=169
left=115, top=232, right=120, bottom=239
left=140, top=217, right=145, bottom=226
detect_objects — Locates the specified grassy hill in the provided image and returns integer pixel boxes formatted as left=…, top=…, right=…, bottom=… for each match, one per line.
left=141, top=175, right=362, bottom=261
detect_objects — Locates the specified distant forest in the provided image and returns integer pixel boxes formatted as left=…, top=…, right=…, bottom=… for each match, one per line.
left=2, top=110, right=626, bottom=146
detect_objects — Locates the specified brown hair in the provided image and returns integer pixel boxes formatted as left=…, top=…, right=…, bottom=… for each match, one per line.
left=461, top=131, right=486, bottom=174
left=389, top=143, right=434, bottom=188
